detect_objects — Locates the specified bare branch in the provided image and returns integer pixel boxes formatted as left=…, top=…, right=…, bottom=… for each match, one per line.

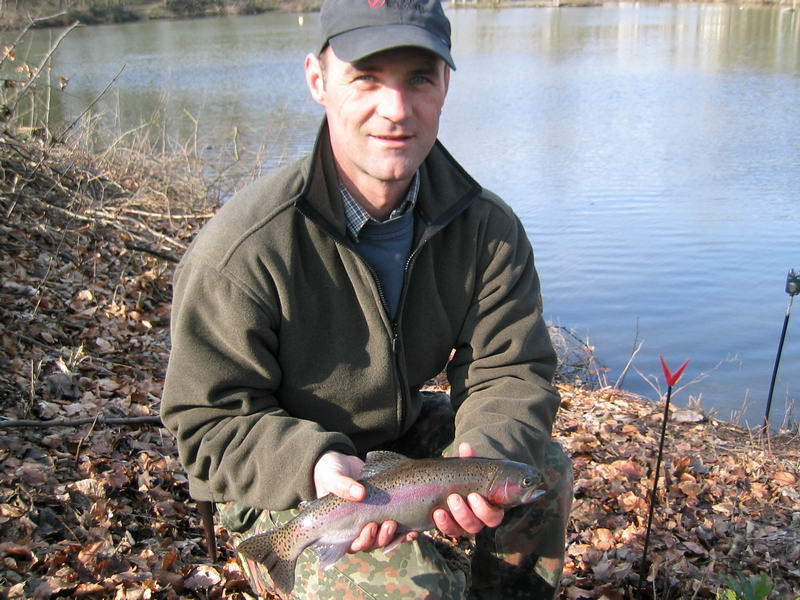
left=125, top=242, right=179, bottom=263
left=0, top=415, right=162, bottom=429
left=614, top=339, right=644, bottom=390
left=9, top=21, right=81, bottom=114
left=0, top=11, right=68, bottom=72
left=56, top=64, right=126, bottom=144
left=121, top=207, right=215, bottom=220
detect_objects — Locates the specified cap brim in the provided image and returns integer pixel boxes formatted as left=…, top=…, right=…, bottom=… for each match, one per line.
left=329, top=24, right=455, bottom=70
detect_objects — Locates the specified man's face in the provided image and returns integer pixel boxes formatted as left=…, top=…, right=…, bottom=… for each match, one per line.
left=305, top=45, right=450, bottom=188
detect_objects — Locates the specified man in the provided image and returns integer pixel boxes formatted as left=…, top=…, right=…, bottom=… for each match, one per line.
left=161, top=0, right=572, bottom=597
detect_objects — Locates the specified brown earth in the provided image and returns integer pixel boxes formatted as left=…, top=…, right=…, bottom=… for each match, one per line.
left=0, top=133, right=799, bottom=599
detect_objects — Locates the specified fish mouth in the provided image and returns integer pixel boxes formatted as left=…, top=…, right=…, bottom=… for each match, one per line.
left=523, top=488, right=547, bottom=503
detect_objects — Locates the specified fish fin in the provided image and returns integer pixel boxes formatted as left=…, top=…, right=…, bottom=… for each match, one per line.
left=298, top=499, right=312, bottom=511
left=237, top=529, right=298, bottom=597
left=312, top=540, right=351, bottom=570
left=362, top=450, right=410, bottom=478
left=236, top=531, right=274, bottom=563
left=268, top=553, right=297, bottom=597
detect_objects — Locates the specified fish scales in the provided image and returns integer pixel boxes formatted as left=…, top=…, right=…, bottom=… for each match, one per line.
left=236, top=451, right=545, bottom=599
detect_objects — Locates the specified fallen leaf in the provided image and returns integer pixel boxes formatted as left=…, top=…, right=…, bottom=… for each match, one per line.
left=611, top=459, right=643, bottom=480
left=677, top=481, right=703, bottom=497
left=673, top=409, right=705, bottom=424
left=712, top=503, right=734, bottom=516
left=0, top=542, right=33, bottom=561
left=184, top=564, right=222, bottom=591
left=590, top=528, right=614, bottom=551
left=617, top=491, right=645, bottom=513
left=18, top=465, right=48, bottom=487
left=773, top=471, right=797, bottom=487
left=69, top=478, right=106, bottom=499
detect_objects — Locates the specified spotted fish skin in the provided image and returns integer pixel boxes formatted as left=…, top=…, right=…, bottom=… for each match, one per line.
left=236, top=451, right=544, bottom=598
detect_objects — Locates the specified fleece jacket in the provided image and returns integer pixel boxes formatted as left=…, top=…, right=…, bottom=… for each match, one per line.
left=160, top=122, right=560, bottom=511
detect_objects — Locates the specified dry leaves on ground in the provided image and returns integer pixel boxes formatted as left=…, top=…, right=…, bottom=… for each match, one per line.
left=556, top=387, right=800, bottom=599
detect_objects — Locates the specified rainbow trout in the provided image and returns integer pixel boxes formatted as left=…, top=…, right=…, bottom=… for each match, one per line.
left=236, top=450, right=545, bottom=597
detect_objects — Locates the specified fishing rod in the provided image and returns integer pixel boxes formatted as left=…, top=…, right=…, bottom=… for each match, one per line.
left=762, top=269, right=799, bottom=431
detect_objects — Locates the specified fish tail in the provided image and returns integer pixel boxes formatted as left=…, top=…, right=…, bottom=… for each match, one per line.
left=237, top=528, right=300, bottom=597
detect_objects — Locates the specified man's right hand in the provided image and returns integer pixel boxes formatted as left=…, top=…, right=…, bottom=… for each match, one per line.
left=313, top=451, right=367, bottom=502
left=312, top=451, right=417, bottom=554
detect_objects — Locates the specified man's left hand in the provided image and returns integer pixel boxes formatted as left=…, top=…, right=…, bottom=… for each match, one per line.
left=432, top=442, right=505, bottom=537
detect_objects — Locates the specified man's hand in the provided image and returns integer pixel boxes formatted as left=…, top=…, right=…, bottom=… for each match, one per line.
left=432, top=442, right=505, bottom=537
left=313, top=451, right=366, bottom=502
left=313, top=451, right=417, bottom=553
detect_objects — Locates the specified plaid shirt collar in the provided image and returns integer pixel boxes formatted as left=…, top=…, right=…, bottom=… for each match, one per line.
left=340, top=171, right=420, bottom=241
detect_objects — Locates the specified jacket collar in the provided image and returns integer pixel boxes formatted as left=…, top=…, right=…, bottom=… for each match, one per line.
left=295, top=119, right=483, bottom=240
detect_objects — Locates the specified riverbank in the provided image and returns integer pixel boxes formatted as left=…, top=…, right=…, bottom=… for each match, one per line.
left=0, top=0, right=312, bottom=31
left=2, top=0, right=798, bottom=31
left=0, top=131, right=798, bottom=598
left=0, top=0, right=321, bottom=31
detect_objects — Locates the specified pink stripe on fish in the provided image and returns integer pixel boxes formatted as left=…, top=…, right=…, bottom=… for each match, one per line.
left=306, top=481, right=484, bottom=532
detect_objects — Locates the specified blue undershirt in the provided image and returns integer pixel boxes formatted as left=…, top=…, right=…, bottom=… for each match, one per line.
left=353, top=210, right=415, bottom=321
left=339, top=174, right=419, bottom=322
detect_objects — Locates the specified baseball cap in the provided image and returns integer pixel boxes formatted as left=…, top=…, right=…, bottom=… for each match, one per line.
left=319, top=0, right=455, bottom=70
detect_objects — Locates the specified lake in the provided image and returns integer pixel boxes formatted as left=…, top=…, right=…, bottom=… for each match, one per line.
left=7, top=3, right=800, bottom=428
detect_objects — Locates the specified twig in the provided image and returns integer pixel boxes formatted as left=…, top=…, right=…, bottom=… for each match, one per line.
left=689, top=556, right=716, bottom=600
left=9, top=21, right=80, bottom=114
left=32, top=179, right=79, bottom=319
left=19, top=193, right=94, bottom=223
left=74, top=413, right=99, bottom=464
left=0, top=11, right=68, bottom=72
left=615, top=339, right=643, bottom=390
left=25, top=10, right=70, bottom=27
left=549, top=323, right=605, bottom=387
left=672, top=357, right=727, bottom=397
left=44, top=39, right=52, bottom=135
left=124, top=242, right=179, bottom=263
left=56, top=64, right=126, bottom=144
left=121, top=207, right=215, bottom=220
left=616, top=319, right=641, bottom=389
left=14, top=193, right=188, bottom=251
left=0, top=415, right=162, bottom=428
left=89, top=210, right=187, bottom=249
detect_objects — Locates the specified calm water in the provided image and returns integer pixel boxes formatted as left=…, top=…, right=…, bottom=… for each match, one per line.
left=7, top=4, right=800, bottom=427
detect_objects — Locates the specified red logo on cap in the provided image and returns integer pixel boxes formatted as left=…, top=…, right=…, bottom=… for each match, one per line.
left=368, top=0, right=386, bottom=7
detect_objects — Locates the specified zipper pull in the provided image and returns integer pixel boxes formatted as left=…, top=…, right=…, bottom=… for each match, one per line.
left=391, top=333, right=398, bottom=354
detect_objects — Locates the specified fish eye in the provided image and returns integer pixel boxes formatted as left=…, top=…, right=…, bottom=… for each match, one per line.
left=521, top=477, right=533, bottom=488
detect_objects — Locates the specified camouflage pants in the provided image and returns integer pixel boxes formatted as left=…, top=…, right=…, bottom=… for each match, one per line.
left=218, top=392, right=572, bottom=600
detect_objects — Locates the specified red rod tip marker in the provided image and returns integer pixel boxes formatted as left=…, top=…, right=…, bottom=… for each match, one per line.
left=659, top=356, right=690, bottom=388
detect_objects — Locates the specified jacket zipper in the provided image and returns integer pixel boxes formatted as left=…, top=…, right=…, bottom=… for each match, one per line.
left=331, top=231, right=433, bottom=438
left=391, top=233, right=433, bottom=434
left=318, top=233, right=407, bottom=436
left=294, top=203, right=442, bottom=438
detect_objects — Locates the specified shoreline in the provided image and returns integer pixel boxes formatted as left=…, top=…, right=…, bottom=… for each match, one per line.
left=1, top=0, right=797, bottom=31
